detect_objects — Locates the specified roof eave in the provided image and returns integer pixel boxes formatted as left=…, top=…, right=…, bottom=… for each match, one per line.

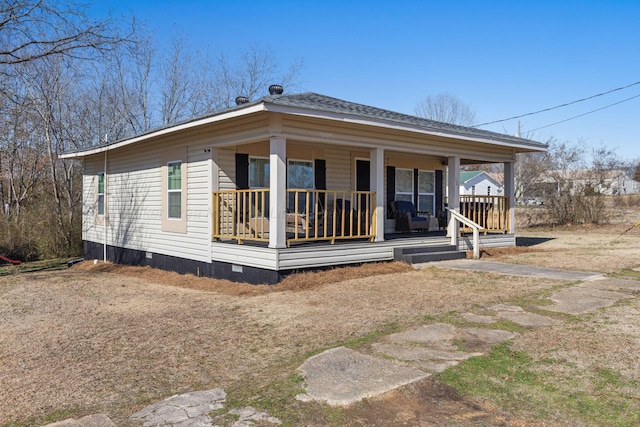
left=59, top=103, right=267, bottom=159
left=262, top=103, right=547, bottom=153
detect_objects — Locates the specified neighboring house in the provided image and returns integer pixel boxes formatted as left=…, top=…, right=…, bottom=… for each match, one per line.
left=61, top=88, right=546, bottom=284
left=459, top=171, right=504, bottom=196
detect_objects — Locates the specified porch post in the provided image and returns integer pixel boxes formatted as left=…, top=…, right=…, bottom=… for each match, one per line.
left=370, top=147, right=385, bottom=242
left=504, top=161, right=516, bottom=234
left=269, top=137, right=287, bottom=248
left=447, top=156, right=460, bottom=247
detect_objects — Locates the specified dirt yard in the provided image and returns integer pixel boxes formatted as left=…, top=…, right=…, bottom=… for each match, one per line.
left=1, top=212, right=640, bottom=426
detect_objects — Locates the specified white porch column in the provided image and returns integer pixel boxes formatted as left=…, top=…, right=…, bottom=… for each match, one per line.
left=370, top=147, right=385, bottom=242
left=447, top=156, right=460, bottom=246
left=269, top=137, right=287, bottom=248
left=504, top=161, right=516, bottom=234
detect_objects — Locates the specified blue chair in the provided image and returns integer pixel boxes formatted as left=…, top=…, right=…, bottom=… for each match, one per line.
left=393, top=200, right=430, bottom=232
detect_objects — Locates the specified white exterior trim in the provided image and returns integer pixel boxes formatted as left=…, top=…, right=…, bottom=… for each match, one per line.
left=60, top=104, right=266, bottom=159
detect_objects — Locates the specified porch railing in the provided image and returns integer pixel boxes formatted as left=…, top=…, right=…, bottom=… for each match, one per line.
left=212, top=189, right=376, bottom=245
left=459, top=195, right=510, bottom=233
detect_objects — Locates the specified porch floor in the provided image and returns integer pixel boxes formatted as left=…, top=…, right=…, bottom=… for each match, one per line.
left=211, top=230, right=515, bottom=273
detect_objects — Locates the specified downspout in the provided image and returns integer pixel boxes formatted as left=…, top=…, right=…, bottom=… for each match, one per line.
left=103, top=143, right=108, bottom=262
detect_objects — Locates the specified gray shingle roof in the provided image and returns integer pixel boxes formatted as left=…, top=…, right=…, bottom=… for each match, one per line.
left=62, top=90, right=547, bottom=156
left=258, top=92, right=546, bottom=149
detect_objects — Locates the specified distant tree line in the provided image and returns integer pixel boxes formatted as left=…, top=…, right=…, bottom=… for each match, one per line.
left=0, top=0, right=302, bottom=261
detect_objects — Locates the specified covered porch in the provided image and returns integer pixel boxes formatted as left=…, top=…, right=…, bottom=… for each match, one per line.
left=211, top=188, right=512, bottom=247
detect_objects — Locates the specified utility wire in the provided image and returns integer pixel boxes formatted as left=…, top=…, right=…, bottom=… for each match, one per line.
left=473, top=80, right=640, bottom=127
left=526, top=93, right=640, bottom=133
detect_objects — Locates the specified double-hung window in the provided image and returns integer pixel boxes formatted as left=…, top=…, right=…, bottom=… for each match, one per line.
left=248, top=156, right=270, bottom=217
left=249, top=157, right=270, bottom=188
left=288, top=159, right=314, bottom=212
left=417, top=170, right=435, bottom=215
left=394, top=168, right=435, bottom=215
left=394, top=168, right=413, bottom=203
left=97, top=172, right=105, bottom=216
left=167, top=161, right=182, bottom=219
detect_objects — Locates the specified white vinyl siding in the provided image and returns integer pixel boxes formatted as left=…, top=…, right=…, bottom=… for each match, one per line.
left=82, top=139, right=212, bottom=263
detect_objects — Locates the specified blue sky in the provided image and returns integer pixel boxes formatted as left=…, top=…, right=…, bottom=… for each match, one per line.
left=91, top=0, right=640, bottom=160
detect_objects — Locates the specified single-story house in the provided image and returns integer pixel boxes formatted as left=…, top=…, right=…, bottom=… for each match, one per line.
left=61, top=87, right=547, bottom=284
left=459, top=171, right=504, bottom=196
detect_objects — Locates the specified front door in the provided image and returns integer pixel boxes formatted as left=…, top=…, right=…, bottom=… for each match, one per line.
left=356, top=159, right=370, bottom=212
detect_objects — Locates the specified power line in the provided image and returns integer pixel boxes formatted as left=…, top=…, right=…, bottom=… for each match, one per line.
left=473, top=80, right=640, bottom=127
left=526, top=93, right=640, bottom=133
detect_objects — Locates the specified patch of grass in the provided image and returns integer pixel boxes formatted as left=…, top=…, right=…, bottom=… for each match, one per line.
left=341, top=322, right=402, bottom=350
left=223, top=371, right=345, bottom=427
left=1, top=409, right=75, bottom=427
left=612, top=269, right=640, bottom=281
left=439, top=343, right=640, bottom=426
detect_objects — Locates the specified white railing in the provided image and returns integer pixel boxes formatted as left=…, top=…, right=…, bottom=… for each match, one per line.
left=446, top=207, right=484, bottom=259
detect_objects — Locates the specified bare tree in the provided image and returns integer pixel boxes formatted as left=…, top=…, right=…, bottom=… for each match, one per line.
left=159, top=34, right=199, bottom=125
left=414, top=92, right=476, bottom=126
left=0, top=0, right=135, bottom=69
left=208, top=43, right=303, bottom=110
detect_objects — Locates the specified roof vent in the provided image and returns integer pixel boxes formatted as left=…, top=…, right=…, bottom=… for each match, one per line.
left=268, top=84, right=284, bottom=95
left=235, top=96, right=249, bottom=106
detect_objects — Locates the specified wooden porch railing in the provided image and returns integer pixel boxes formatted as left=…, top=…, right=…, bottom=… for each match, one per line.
left=459, top=195, right=510, bottom=233
left=212, top=189, right=376, bottom=245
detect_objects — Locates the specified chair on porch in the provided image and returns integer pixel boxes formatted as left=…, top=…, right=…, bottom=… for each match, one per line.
left=286, top=194, right=325, bottom=237
left=391, top=200, right=430, bottom=232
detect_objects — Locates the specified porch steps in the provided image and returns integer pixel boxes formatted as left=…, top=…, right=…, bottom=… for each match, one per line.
left=393, top=245, right=466, bottom=264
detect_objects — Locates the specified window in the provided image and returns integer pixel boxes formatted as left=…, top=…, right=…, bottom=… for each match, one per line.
left=288, top=159, right=314, bottom=212
left=394, top=169, right=435, bottom=214
left=162, top=147, right=187, bottom=233
left=487, top=186, right=491, bottom=195
left=395, top=168, right=413, bottom=203
left=167, top=161, right=182, bottom=219
left=97, top=172, right=105, bottom=216
left=249, top=157, right=270, bottom=188
left=417, top=170, right=435, bottom=215
left=471, top=185, right=476, bottom=195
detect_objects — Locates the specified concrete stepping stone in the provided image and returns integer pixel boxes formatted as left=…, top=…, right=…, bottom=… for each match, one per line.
left=296, top=346, right=429, bottom=406
left=413, top=359, right=461, bottom=373
left=543, top=287, right=632, bottom=315
left=578, top=277, right=640, bottom=292
left=44, top=414, right=115, bottom=427
left=389, top=323, right=456, bottom=344
left=494, top=311, right=559, bottom=328
left=462, top=313, right=497, bottom=324
left=456, top=327, right=518, bottom=346
left=487, top=304, right=524, bottom=312
left=130, top=388, right=226, bottom=426
left=228, top=406, right=282, bottom=425
left=372, top=342, right=482, bottom=363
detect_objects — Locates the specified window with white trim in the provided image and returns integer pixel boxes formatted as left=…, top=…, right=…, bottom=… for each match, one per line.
left=417, top=170, right=435, bottom=215
left=394, top=168, right=413, bottom=203
left=249, top=157, right=270, bottom=188
left=288, top=159, right=314, bottom=212
left=97, top=172, right=105, bottom=216
left=167, top=161, right=182, bottom=219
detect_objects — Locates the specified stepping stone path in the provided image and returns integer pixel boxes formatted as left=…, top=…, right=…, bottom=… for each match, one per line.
left=129, top=389, right=281, bottom=427
left=295, top=272, right=640, bottom=407
left=46, top=266, right=640, bottom=425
